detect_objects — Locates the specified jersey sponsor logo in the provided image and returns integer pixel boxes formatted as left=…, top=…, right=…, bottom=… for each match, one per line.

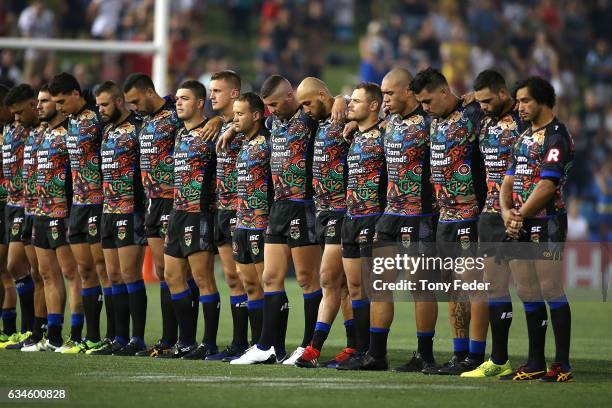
left=545, top=148, right=560, bottom=163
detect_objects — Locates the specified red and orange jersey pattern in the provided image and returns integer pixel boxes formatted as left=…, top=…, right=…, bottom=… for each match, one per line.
left=22, top=124, right=46, bottom=215
left=101, top=113, right=144, bottom=214
left=346, top=121, right=387, bottom=217
left=36, top=121, right=72, bottom=218
left=430, top=102, right=485, bottom=221
left=216, top=120, right=244, bottom=210
left=506, top=118, right=574, bottom=218
left=269, top=108, right=318, bottom=201
left=173, top=122, right=217, bottom=213
left=139, top=100, right=180, bottom=200
left=479, top=110, right=524, bottom=214
left=2, top=122, right=27, bottom=207
left=67, top=107, right=103, bottom=205
left=0, top=126, right=7, bottom=202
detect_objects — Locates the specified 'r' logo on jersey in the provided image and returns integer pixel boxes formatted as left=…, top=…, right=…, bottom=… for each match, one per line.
left=546, top=148, right=559, bottom=163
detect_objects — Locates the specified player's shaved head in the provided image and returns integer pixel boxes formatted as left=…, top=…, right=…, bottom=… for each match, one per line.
left=383, top=68, right=413, bottom=88
left=261, top=74, right=299, bottom=120
left=296, top=77, right=331, bottom=99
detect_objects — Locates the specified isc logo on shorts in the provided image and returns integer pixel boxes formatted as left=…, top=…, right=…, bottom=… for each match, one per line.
left=88, top=216, right=98, bottom=223
left=116, top=220, right=128, bottom=227
left=184, top=226, right=194, bottom=232
left=160, top=214, right=170, bottom=222
left=249, top=234, right=259, bottom=241
left=290, top=219, right=300, bottom=225
left=230, top=217, right=237, bottom=225
left=457, top=227, right=471, bottom=235
left=49, top=220, right=59, bottom=227
left=400, top=226, right=414, bottom=233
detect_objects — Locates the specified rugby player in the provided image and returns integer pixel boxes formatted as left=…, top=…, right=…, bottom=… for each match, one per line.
left=228, top=92, right=272, bottom=360
left=3, top=84, right=47, bottom=350
left=231, top=75, right=321, bottom=365
left=89, top=81, right=147, bottom=355
left=461, top=70, right=525, bottom=378
left=208, top=70, right=250, bottom=361
left=294, top=77, right=357, bottom=369
left=161, top=80, right=218, bottom=359
left=500, top=76, right=574, bottom=382
left=48, top=73, right=107, bottom=352
left=410, top=68, right=488, bottom=375
left=27, top=84, right=77, bottom=351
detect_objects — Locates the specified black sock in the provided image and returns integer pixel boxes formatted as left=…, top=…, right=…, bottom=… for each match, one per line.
left=188, top=279, right=199, bottom=332
left=70, top=313, right=84, bottom=341
left=301, top=289, right=322, bottom=348
left=127, top=280, right=147, bottom=346
left=81, top=286, right=102, bottom=342
left=549, top=296, right=571, bottom=370
left=32, top=317, right=47, bottom=342
left=489, top=297, right=513, bottom=364
left=160, top=282, right=177, bottom=346
left=230, top=294, right=249, bottom=349
left=200, top=293, right=220, bottom=349
left=2, top=308, right=17, bottom=335
left=417, top=331, right=435, bottom=363
left=47, top=314, right=63, bottom=346
left=247, top=299, right=263, bottom=345
left=172, top=289, right=196, bottom=345
left=312, top=322, right=331, bottom=351
left=258, top=291, right=283, bottom=350
left=112, top=284, right=130, bottom=345
left=16, top=276, right=35, bottom=332
left=524, top=302, right=548, bottom=370
left=352, top=299, right=370, bottom=353
left=275, top=291, right=289, bottom=357
left=344, top=319, right=356, bottom=349
left=103, top=288, right=115, bottom=340
left=369, top=328, right=389, bottom=358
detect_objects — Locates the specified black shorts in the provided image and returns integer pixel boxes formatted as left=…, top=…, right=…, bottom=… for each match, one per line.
left=436, top=218, right=479, bottom=258
left=478, top=212, right=506, bottom=257
left=33, top=216, right=70, bottom=250
left=214, top=209, right=237, bottom=247
left=164, top=209, right=215, bottom=258
left=101, top=213, right=147, bottom=249
left=0, top=201, right=7, bottom=245
left=374, top=213, right=437, bottom=256
left=21, top=213, right=35, bottom=245
left=5, top=205, right=25, bottom=243
left=145, top=198, right=173, bottom=238
left=341, top=214, right=380, bottom=258
left=514, top=214, right=567, bottom=260
left=315, top=210, right=345, bottom=247
left=233, top=228, right=265, bottom=264
left=68, top=204, right=103, bottom=245
left=265, top=200, right=317, bottom=248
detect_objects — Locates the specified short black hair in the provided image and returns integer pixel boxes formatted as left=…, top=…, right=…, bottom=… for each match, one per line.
left=473, top=69, right=507, bottom=93
left=39, top=83, right=49, bottom=93
left=0, top=85, right=9, bottom=106
left=237, top=92, right=265, bottom=116
left=513, top=76, right=556, bottom=108
left=123, top=73, right=156, bottom=93
left=409, top=67, right=448, bottom=94
left=211, top=70, right=242, bottom=91
left=95, top=80, right=123, bottom=99
left=48, top=72, right=82, bottom=96
left=4, top=84, right=36, bottom=107
left=260, top=74, right=287, bottom=98
left=355, top=82, right=382, bottom=107
left=178, top=80, right=206, bottom=101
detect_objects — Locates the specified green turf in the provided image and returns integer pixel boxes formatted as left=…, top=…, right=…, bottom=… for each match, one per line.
left=1, top=270, right=611, bottom=407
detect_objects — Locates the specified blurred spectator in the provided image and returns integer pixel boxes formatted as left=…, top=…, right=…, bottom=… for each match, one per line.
left=88, top=0, right=124, bottom=40
left=567, top=198, right=589, bottom=241
left=359, top=21, right=393, bottom=84
left=18, top=0, right=55, bottom=83
left=0, top=50, right=21, bottom=87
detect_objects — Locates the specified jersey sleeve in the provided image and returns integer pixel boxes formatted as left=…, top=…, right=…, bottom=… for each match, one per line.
left=540, top=127, right=570, bottom=182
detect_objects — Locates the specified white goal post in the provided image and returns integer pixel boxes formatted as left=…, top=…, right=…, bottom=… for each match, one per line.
left=0, top=0, right=170, bottom=95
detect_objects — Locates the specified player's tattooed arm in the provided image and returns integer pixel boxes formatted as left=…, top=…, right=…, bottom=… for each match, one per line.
left=202, top=116, right=224, bottom=141
left=517, top=179, right=556, bottom=219
left=342, top=121, right=358, bottom=142
left=331, top=94, right=350, bottom=124
left=216, top=124, right=237, bottom=153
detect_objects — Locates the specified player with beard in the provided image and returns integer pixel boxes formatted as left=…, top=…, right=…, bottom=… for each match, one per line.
left=461, top=70, right=525, bottom=378
left=207, top=71, right=250, bottom=361
left=89, top=81, right=146, bottom=355
left=294, top=77, right=356, bottom=369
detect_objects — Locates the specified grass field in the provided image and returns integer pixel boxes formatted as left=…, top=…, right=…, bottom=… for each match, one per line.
left=1, top=273, right=611, bottom=408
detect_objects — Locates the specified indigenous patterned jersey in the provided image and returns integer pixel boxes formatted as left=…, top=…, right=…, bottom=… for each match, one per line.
left=384, top=108, right=434, bottom=216
left=0, top=126, right=6, bottom=202
left=23, top=124, right=46, bottom=214
left=216, top=120, right=244, bottom=210
left=312, top=117, right=349, bottom=212
left=173, top=121, right=216, bottom=212
left=506, top=117, right=574, bottom=218
left=2, top=122, right=27, bottom=206
left=479, top=109, right=524, bottom=214
left=101, top=113, right=144, bottom=214
left=269, top=108, right=318, bottom=201
left=66, top=106, right=103, bottom=205
left=236, top=131, right=273, bottom=229
left=346, top=120, right=387, bottom=217
left=36, top=120, right=72, bottom=218
left=429, top=101, right=486, bottom=222
left=139, top=100, right=180, bottom=200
